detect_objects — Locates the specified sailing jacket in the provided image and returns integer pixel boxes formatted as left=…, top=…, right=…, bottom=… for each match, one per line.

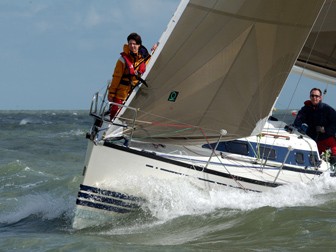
left=108, top=44, right=150, bottom=101
left=294, top=100, right=336, bottom=141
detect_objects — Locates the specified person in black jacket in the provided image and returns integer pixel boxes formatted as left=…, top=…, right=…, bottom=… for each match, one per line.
left=294, top=88, right=336, bottom=160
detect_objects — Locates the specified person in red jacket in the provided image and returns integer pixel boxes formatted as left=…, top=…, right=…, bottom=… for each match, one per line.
left=108, top=33, right=151, bottom=120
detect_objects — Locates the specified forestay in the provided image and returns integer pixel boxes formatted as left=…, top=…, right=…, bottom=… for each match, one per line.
left=122, top=0, right=325, bottom=143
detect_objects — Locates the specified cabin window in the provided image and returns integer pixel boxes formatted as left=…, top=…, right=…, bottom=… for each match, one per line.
left=258, top=146, right=276, bottom=160
left=295, top=152, right=304, bottom=164
left=224, top=141, right=248, bottom=155
left=309, top=154, right=319, bottom=166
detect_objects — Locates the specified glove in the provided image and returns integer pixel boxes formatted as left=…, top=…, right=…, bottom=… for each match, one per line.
left=107, top=92, right=115, bottom=102
left=299, top=123, right=308, bottom=134
left=284, top=125, right=294, bottom=133
left=316, top=126, right=325, bottom=133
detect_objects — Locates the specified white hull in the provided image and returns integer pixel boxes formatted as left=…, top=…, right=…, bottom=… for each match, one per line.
left=72, top=121, right=333, bottom=229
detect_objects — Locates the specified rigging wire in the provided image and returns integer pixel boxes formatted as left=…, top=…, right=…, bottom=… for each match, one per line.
left=282, top=0, right=333, bottom=115
left=261, top=0, right=334, bottom=167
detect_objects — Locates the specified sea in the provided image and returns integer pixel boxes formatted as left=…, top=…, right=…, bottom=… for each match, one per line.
left=0, top=110, right=335, bottom=252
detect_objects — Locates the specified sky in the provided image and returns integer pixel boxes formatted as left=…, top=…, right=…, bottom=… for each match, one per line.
left=0, top=0, right=180, bottom=110
left=0, top=0, right=335, bottom=110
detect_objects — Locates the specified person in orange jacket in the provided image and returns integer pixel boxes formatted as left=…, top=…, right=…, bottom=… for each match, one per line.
left=107, top=32, right=152, bottom=120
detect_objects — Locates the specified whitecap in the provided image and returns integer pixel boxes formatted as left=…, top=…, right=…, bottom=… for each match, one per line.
left=58, top=129, right=85, bottom=137
left=19, top=118, right=32, bottom=125
left=104, top=172, right=336, bottom=223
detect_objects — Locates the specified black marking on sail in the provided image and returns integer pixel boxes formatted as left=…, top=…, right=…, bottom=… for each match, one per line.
left=168, top=91, right=179, bottom=102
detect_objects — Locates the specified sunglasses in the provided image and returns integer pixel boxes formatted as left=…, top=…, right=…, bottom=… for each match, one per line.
left=310, top=94, right=320, bottom=98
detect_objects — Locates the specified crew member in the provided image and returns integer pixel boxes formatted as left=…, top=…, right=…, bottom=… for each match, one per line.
left=108, top=33, right=151, bottom=119
left=294, top=88, right=336, bottom=164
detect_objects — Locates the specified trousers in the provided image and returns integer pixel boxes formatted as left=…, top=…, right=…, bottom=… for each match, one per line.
left=317, top=136, right=336, bottom=155
left=109, top=98, right=124, bottom=120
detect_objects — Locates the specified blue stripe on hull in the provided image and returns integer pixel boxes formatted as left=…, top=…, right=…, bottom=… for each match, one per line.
left=76, top=199, right=133, bottom=213
left=79, top=184, right=141, bottom=201
left=77, top=192, right=139, bottom=209
left=76, top=184, right=143, bottom=214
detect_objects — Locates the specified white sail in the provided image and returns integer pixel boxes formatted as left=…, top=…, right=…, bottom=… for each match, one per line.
left=121, top=0, right=325, bottom=143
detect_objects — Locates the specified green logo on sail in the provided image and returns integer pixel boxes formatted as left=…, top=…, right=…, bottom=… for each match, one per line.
left=168, top=91, right=179, bottom=102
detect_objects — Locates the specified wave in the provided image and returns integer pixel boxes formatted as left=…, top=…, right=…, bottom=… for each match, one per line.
left=2, top=157, right=335, bottom=238
left=19, top=118, right=53, bottom=126
left=92, top=173, right=336, bottom=234
left=126, top=172, right=335, bottom=220
left=0, top=160, right=78, bottom=225
left=0, top=192, right=75, bottom=225
left=57, top=129, right=86, bottom=137
left=91, top=173, right=336, bottom=247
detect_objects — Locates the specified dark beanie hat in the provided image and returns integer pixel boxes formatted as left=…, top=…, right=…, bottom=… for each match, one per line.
left=127, top=32, right=142, bottom=45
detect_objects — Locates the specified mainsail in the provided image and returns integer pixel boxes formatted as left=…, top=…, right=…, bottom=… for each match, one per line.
left=122, top=0, right=325, bottom=143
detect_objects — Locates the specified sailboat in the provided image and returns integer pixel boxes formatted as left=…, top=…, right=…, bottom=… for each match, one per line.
left=72, top=0, right=336, bottom=229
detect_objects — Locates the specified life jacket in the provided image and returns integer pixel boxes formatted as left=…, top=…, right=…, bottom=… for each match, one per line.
left=120, top=52, right=146, bottom=76
left=120, top=51, right=148, bottom=87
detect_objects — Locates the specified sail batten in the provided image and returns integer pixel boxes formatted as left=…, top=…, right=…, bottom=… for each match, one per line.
left=123, top=0, right=325, bottom=144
